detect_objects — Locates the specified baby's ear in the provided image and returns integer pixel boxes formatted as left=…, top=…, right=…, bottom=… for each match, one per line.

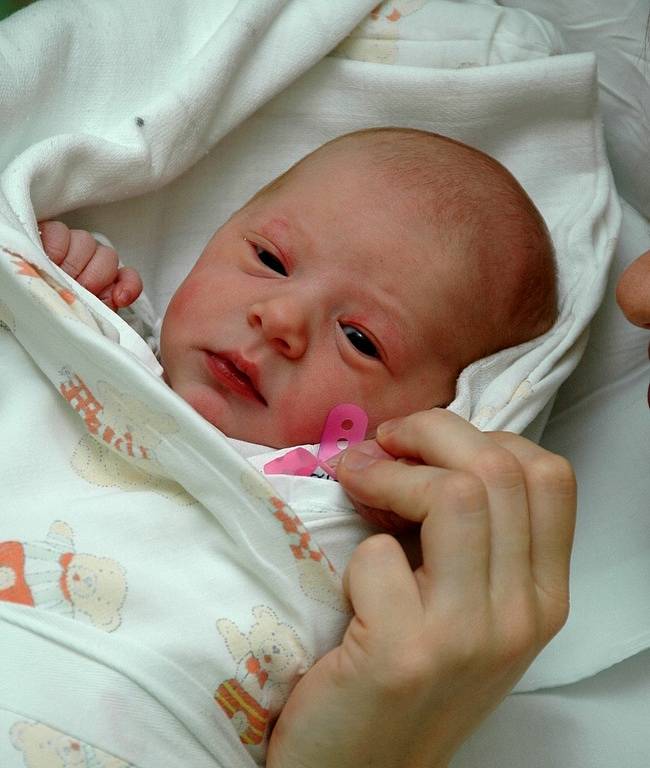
left=252, top=605, right=278, bottom=625
left=217, top=617, right=250, bottom=660
left=48, top=520, right=74, bottom=544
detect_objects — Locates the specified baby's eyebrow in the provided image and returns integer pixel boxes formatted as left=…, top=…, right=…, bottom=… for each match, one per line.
left=256, top=218, right=298, bottom=260
left=372, top=299, right=409, bottom=363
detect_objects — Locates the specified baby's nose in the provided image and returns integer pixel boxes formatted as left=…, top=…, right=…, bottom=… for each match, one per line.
left=616, top=250, right=650, bottom=330
left=247, top=296, right=309, bottom=359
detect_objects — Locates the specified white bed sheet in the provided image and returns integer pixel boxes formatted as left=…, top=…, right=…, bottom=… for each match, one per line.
left=453, top=646, right=650, bottom=767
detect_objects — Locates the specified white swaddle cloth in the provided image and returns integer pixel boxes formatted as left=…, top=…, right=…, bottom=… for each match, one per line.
left=0, top=1, right=622, bottom=767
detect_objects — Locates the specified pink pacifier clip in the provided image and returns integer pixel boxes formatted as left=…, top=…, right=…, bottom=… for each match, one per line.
left=263, top=404, right=368, bottom=479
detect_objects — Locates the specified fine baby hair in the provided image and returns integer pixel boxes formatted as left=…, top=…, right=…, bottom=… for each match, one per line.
left=158, top=126, right=559, bottom=447
left=255, top=126, right=559, bottom=360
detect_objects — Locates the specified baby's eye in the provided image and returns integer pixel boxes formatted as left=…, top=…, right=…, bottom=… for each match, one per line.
left=255, top=245, right=287, bottom=276
left=341, top=324, right=380, bottom=359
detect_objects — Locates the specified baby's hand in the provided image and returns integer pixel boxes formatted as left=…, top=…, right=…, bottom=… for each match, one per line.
left=39, top=220, right=143, bottom=310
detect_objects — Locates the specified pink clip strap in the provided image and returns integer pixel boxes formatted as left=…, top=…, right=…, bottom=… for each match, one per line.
left=317, top=404, right=368, bottom=464
left=263, top=447, right=317, bottom=477
left=263, top=403, right=368, bottom=479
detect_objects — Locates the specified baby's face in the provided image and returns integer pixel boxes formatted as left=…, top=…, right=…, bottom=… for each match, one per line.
left=160, top=149, right=472, bottom=447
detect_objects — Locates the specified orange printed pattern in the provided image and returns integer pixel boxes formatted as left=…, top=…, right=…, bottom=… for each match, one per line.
left=215, top=606, right=311, bottom=752
left=9, top=252, right=77, bottom=305
left=270, top=496, right=336, bottom=574
left=215, top=679, right=270, bottom=745
left=240, top=473, right=346, bottom=611
left=0, top=521, right=127, bottom=631
left=370, top=0, right=427, bottom=22
left=1, top=246, right=24, bottom=260
left=0, top=541, right=74, bottom=608
left=59, top=374, right=150, bottom=459
left=11, top=256, right=39, bottom=277
left=0, top=541, right=35, bottom=605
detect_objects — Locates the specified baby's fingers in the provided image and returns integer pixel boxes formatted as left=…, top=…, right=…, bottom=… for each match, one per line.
left=76, top=244, right=119, bottom=295
left=110, top=267, right=143, bottom=308
left=58, top=229, right=99, bottom=280
left=39, top=220, right=71, bottom=265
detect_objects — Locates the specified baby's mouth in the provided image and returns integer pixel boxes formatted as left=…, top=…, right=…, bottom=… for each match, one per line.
left=204, top=351, right=267, bottom=406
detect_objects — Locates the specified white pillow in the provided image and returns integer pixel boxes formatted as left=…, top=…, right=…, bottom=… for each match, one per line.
left=499, top=0, right=650, bottom=219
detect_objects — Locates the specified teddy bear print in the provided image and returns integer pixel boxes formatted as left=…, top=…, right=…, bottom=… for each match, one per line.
left=59, top=372, right=194, bottom=504
left=214, top=605, right=313, bottom=750
left=70, top=437, right=195, bottom=504
left=10, top=720, right=132, bottom=768
left=0, top=520, right=127, bottom=632
left=331, top=0, right=428, bottom=64
left=239, top=472, right=348, bottom=614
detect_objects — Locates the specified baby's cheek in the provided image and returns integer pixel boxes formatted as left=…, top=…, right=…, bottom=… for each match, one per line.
left=159, top=282, right=201, bottom=371
left=273, top=388, right=331, bottom=446
left=166, top=278, right=202, bottom=321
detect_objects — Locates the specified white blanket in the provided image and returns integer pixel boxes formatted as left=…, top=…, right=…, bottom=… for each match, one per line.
left=0, top=1, right=621, bottom=766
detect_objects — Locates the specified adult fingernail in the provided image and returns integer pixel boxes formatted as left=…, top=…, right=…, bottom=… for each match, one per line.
left=341, top=449, right=378, bottom=471
left=377, top=418, right=400, bottom=437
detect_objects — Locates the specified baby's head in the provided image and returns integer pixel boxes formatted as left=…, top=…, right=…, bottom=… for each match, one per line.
left=160, top=128, right=557, bottom=447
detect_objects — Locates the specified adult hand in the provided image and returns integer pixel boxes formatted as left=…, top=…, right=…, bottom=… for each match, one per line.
left=267, top=408, right=576, bottom=768
left=616, top=248, right=650, bottom=404
left=616, top=249, right=650, bottom=330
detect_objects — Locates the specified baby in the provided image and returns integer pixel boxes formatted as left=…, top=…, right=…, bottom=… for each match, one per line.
left=39, top=127, right=557, bottom=448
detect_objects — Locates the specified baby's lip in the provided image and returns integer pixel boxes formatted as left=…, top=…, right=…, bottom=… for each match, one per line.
left=206, top=349, right=267, bottom=405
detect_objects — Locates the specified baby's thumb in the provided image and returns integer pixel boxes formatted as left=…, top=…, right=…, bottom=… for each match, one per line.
left=112, top=267, right=143, bottom=308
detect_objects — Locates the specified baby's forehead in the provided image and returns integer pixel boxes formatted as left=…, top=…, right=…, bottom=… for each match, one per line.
left=301, top=139, right=499, bottom=224
left=245, top=135, right=517, bottom=270
left=246, top=180, right=455, bottom=278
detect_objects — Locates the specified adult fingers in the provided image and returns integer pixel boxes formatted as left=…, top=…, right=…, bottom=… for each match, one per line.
left=615, top=249, right=650, bottom=329
left=486, top=431, right=576, bottom=634
left=338, top=455, right=491, bottom=609
left=338, top=448, right=445, bottom=523
left=331, top=441, right=418, bottom=532
left=375, top=410, right=532, bottom=596
left=39, top=220, right=71, bottom=265
left=111, top=267, right=143, bottom=308
left=76, top=244, right=119, bottom=295
left=342, top=534, right=423, bottom=646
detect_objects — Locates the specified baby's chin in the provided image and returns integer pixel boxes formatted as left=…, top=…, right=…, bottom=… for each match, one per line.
left=221, top=414, right=323, bottom=449
left=166, top=379, right=310, bottom=448
left=212, top=419, right=313, bottom=450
